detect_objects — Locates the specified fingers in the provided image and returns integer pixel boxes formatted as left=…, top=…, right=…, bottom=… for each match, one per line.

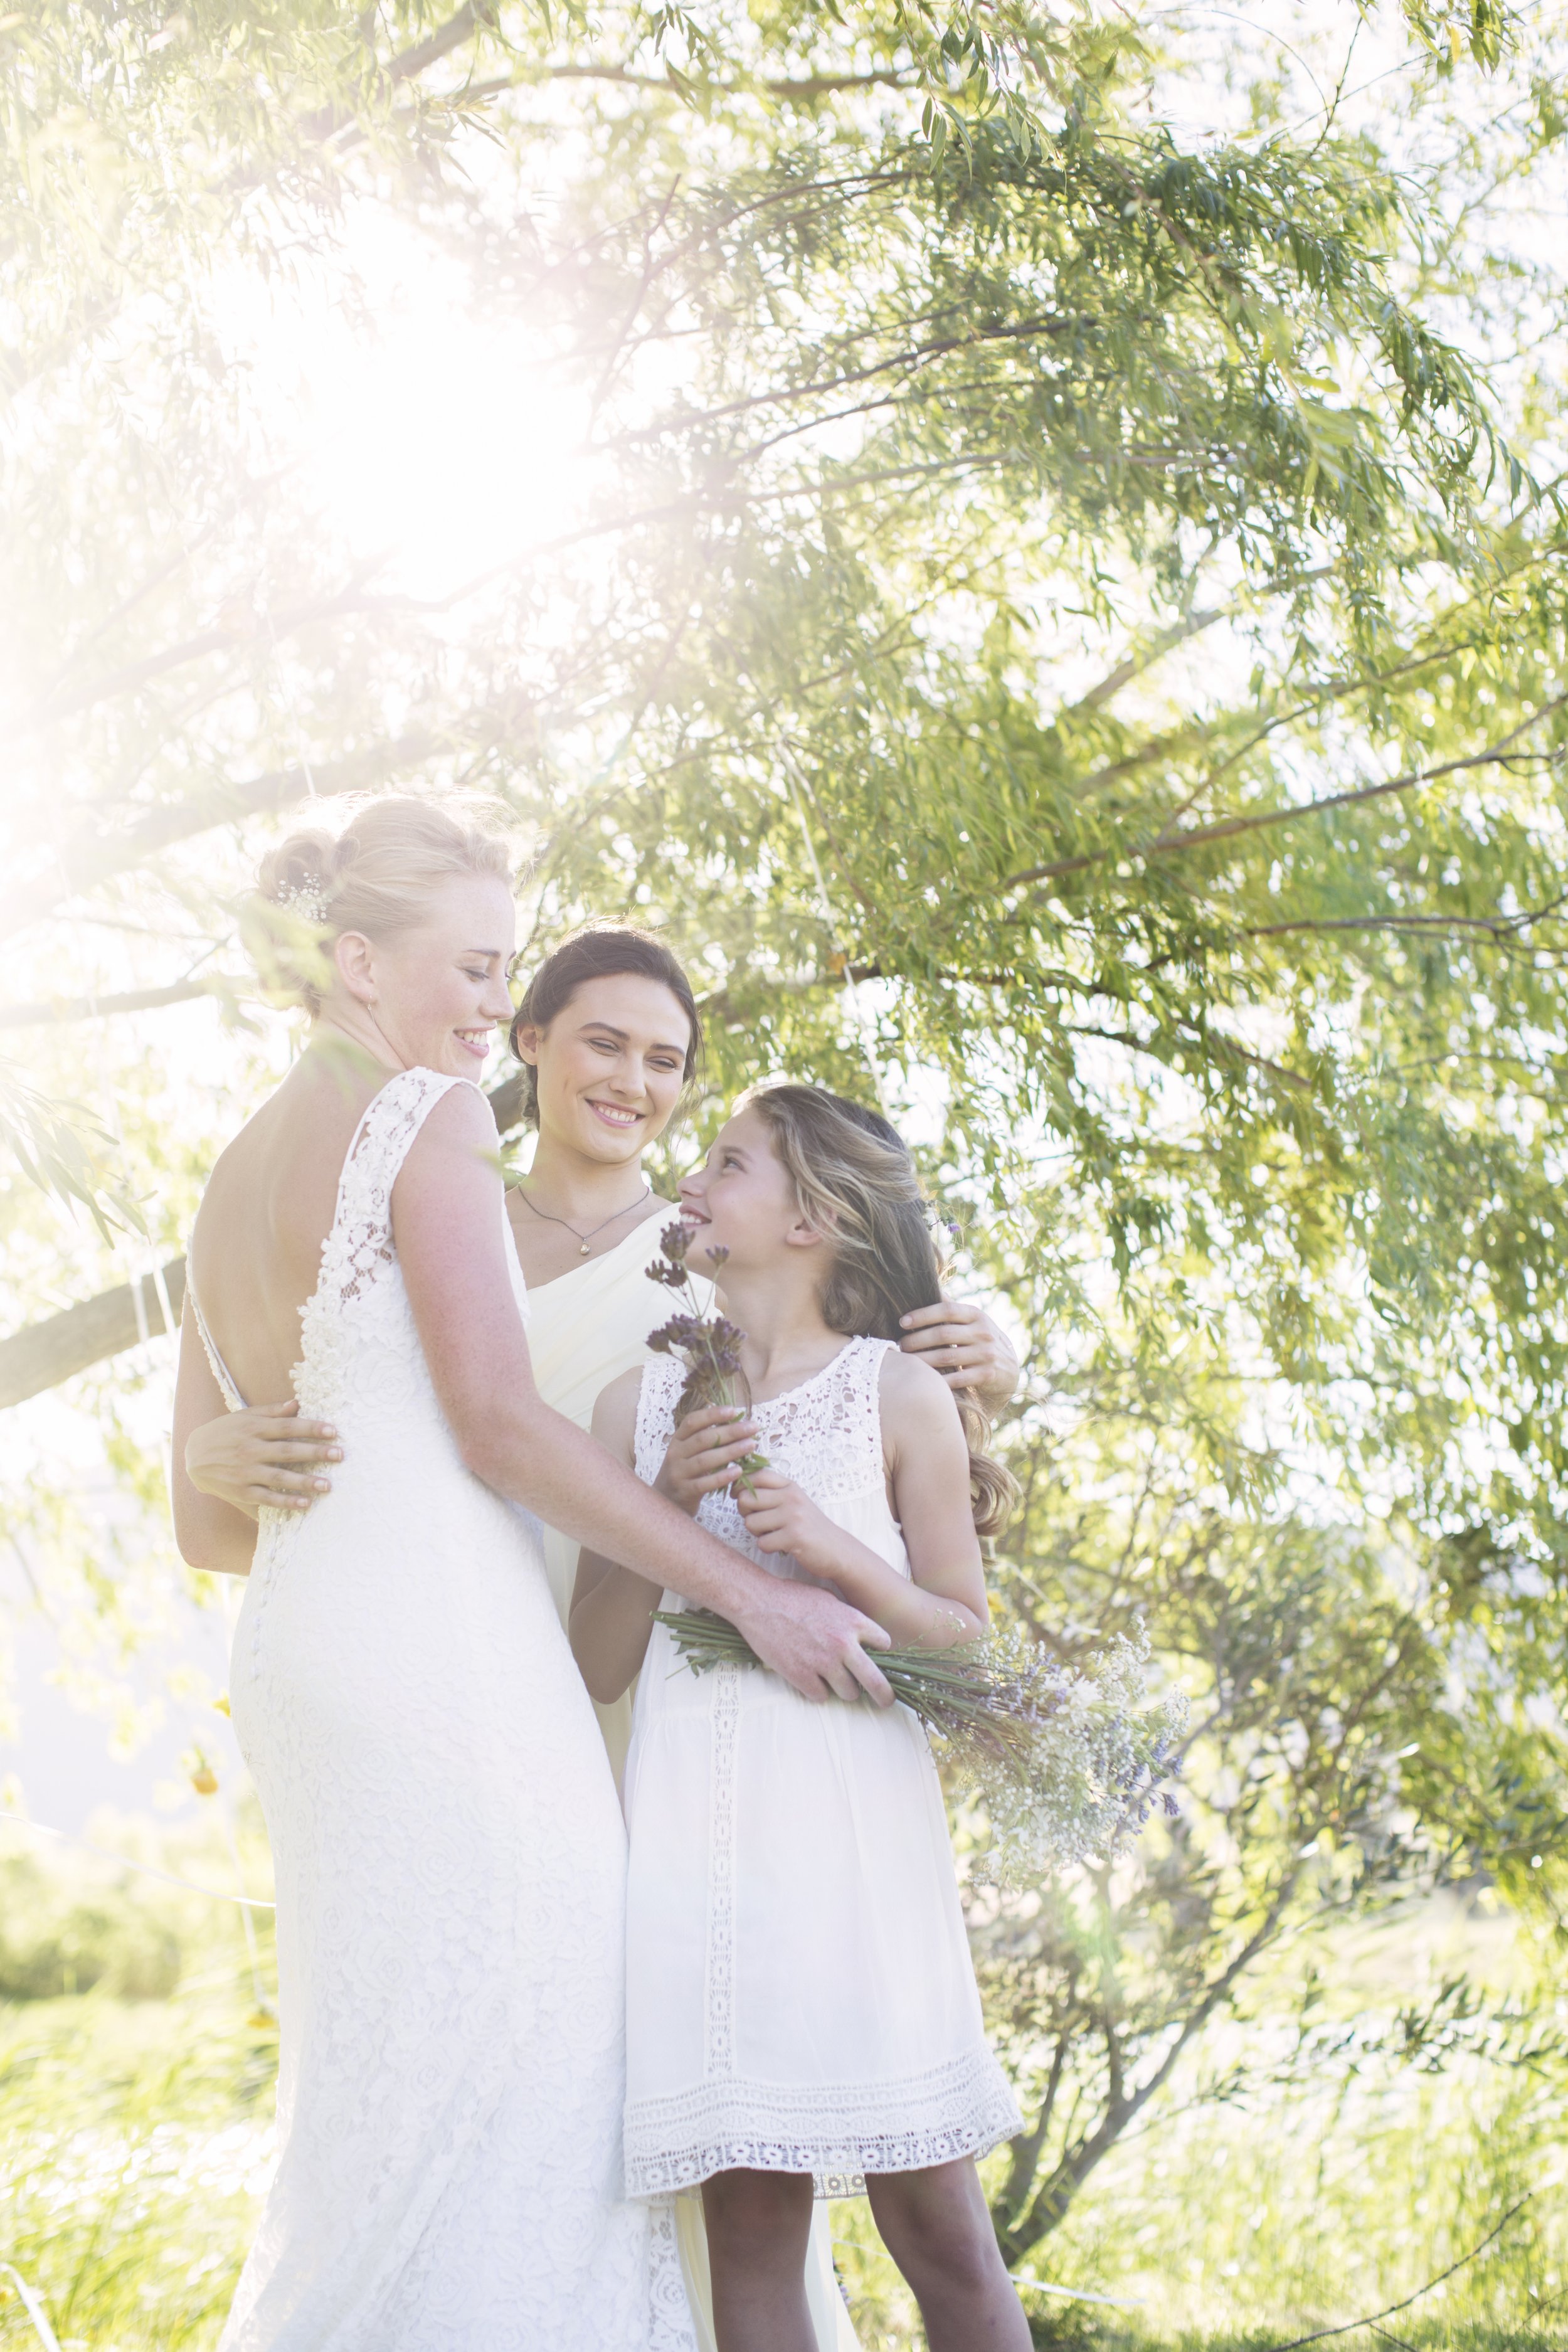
left=841, top=1639, right=894, bottom=1708
left=248, top=1436, right=342, bottom=1466
left=901, top=1322, right=987, bottom=1359
left=675, top=1414, right=757, bottom=1459
left=250, top=1466, right=332, bottom=1509
left=245, top=1414, right=339, bottom=1452
left=676, top=1405, right=755, bottom=1436
left=683, top=1429, right=758, bottom=1470
left=899, top=1299, right=980, bottom=1336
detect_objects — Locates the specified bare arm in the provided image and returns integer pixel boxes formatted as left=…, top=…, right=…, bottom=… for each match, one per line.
left=569, top=1372, right=664, bottom=1703
left=171, top=1302, right=260, bottom=1576
left=735, top=1353, right=989, bottom=1650
left=184, top=1402, right=341, bottom=1518
left=898, top=1296, right=1020, bottom=1415
left=395, top=1087, right=891, bottom=1707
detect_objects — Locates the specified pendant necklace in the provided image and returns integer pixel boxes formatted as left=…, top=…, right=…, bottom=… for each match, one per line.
left=517, top=1181, right=652, bottom=1257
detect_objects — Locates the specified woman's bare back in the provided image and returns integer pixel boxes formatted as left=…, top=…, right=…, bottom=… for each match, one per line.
left=189, top=1044, right=386, bottom=1405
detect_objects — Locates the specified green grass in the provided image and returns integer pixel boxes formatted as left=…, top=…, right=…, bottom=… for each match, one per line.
left=2, top=1846, right=1566, bottom=2349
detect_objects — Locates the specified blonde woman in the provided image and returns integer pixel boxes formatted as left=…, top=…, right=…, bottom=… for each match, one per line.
left=172, top=804, right=891, bottom=2351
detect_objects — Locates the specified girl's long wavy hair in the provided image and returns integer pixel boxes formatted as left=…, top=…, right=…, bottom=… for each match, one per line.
left=744, top=1083, right=1017, bottom=1540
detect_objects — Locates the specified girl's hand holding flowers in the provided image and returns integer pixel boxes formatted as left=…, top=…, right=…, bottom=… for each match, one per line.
left=734, top=1468, right=841, bottom=1574
left=657, top=1406, right=763, bottom=1516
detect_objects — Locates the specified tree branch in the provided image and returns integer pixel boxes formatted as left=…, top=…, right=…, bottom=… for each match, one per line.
left=1005, top=696, right=1568, bottom=894
left=457, top=64, right=913, bottom=103
left=1002, top=1878, right=1302, bottom=2262
left=0, top=1263, right=188, bottom=1410
left=389, top=2, right=492, bottom=85
left=13, top=588, right=400, bottom=738
left=0, top=731, right=444, bottom=946
left=0, top=980, right=246, bottom=1030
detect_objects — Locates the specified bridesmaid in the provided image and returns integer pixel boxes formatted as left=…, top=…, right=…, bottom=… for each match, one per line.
left=185, top=923, right=1020, bottom=2352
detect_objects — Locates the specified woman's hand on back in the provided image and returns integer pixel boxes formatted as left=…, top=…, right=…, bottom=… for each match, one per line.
left=655, top=1405, right=761, bottom=1516
left=898, top=1298, right=1019, bottom=1414
left=185, top=1401, right=341, bottom=1519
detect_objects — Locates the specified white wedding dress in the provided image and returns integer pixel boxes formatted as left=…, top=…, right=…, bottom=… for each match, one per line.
left=196, top=1068, right=691, bottom=2352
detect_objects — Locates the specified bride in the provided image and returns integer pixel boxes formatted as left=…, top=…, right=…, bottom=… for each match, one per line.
left=171, top=798, right=892, bottom=2351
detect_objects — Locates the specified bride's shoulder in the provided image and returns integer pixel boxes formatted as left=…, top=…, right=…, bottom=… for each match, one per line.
left=395, top=1071, right=493, bottom=1155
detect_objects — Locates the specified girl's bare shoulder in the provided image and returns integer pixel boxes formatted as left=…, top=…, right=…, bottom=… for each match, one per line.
left=590, top=1363, right=647, bottom=1449
left=876, top=1341, right=966, bottom=1443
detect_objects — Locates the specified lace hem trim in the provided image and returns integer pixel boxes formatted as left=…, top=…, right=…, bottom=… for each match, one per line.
left=624, top=2050, right=1022, bottom=2199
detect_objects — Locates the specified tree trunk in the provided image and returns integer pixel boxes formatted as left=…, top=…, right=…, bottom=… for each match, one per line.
left=0, top=1262, right=188, bottom=1408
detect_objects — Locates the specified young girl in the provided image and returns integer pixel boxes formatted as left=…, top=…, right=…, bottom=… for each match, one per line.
left=571, top=1084, right=1032, bottom=2352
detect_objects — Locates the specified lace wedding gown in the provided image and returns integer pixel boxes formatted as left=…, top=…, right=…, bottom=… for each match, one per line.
left=196, top=1068, right=691, bottom=2352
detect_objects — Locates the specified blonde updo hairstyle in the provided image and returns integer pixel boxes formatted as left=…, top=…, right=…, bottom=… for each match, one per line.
left=743, top=1082, right=1018, bottom=1540
left=247, top=798, right=514, bottom=1014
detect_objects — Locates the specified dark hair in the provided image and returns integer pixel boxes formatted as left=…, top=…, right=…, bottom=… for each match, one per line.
left=744, top=1082, right=1017, bottom=1539
left=507, top=925, right=702, bottom=1128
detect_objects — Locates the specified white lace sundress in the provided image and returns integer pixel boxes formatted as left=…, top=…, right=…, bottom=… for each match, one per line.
left=622, top=1335, right=1022, bottom=2200
left=195, top=1068, right=693, bottom=2352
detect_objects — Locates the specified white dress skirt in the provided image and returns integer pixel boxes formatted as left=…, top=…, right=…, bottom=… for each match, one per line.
left=622, top=1335, right=1022, bottom=2200
left=199, top=1071, right=690, bottom=2352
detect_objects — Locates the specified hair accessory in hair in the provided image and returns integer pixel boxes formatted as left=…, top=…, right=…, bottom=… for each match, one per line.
left=275, top=877, right=332, bottom=926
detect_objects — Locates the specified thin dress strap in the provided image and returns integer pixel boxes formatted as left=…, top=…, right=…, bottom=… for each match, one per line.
left=188, top=1280, right=246, bottom=1412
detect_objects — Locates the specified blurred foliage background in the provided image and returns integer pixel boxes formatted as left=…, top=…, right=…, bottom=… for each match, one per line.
left=8, top=0, right=1568, bottom=2341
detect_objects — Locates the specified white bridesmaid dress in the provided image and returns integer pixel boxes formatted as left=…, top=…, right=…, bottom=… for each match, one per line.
left=194, top=1069, right=690, bottom=2352
left=622, top=1336, right=1021, bottom=2201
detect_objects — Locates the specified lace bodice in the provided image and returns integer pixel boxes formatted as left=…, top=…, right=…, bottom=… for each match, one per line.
left=633, top=1333, right=903, bottom=1582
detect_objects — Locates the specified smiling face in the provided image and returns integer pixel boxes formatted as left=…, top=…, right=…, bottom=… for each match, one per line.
left=514, top=972, right=693, bottom=1168
left=677, top=1106, right=823, bottom=1276
left=332, top=872, right=517, bottom=1078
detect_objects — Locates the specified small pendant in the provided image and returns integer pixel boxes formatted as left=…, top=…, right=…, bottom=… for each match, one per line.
left=580, top=1240, right=592, bottom=1256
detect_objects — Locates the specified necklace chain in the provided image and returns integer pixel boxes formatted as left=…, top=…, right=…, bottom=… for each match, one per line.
left=516, top=1180, right=652, bottom=1256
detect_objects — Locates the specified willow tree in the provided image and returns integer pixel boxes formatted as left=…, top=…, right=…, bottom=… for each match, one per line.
left=6, top=0, right=1568, bottom=2280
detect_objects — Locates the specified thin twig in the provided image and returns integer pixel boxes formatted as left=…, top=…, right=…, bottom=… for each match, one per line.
left=1266, top=2195, right=1531, bottom=2351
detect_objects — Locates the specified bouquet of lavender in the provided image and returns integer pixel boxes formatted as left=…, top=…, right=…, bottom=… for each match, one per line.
left=654, top=1608, right=1187, bottom=1886
left=646, top=1221, right=768, bottom=1483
